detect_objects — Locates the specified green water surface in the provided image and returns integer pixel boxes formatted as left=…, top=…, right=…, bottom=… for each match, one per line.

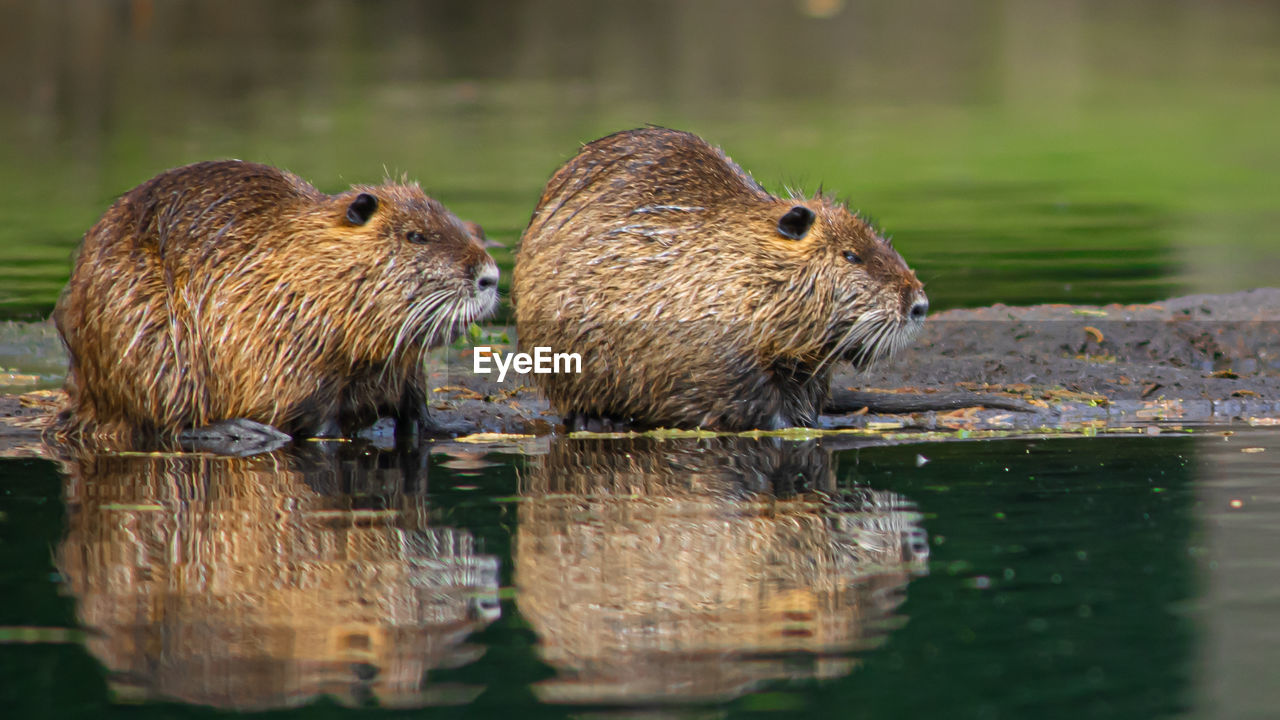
left=0, top=431, right=1234, bottom=719
left=2, top=3, right=1279, bottom=718
left=1, top=0, right=1278, bottom=319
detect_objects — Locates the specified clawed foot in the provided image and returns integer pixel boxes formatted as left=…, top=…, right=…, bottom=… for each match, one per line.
left=179, top=418, right=292, bottom=456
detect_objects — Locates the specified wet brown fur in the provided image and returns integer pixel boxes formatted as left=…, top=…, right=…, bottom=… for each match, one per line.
left=514, top=128, right=926, bottom=430
left=53, top=160, right=498, bottom=445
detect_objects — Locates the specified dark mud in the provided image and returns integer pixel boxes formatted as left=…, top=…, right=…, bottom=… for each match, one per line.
left=4, top=289, right=1278, bottom=458
left=833, top=287, right=1280, bottom=430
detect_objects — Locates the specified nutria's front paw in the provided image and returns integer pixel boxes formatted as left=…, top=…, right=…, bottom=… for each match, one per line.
left=394, top=400, right=430, bottom=442
left=179, top=418, right=291, bottom=456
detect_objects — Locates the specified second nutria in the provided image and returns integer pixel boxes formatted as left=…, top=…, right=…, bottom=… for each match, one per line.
left=53, top=160, right=499, bottom=446
left=513, top=128, right=927, bottom=431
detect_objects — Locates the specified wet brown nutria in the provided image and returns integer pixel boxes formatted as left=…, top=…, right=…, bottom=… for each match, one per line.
left=57, top=446, right=499, bottom=709
left=516, top=437, right=928, bottom=702
left=513, top=127, right=927, bottom=431
left=53, top=160, right=499, bottom=446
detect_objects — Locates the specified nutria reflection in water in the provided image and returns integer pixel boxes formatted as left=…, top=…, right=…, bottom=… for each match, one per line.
left=515, top=437, right=930, bottom=704
left=56, top=446, right=499, bottom=710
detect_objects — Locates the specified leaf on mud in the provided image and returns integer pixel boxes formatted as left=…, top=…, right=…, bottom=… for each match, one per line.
left=18, top=390, right=63, bottom=408
left=1040, top=387, right=1110, bottom=406
left=938, top=407, right=981, bottom=421
left=1136, top=402, right=1183, bottom=419
left=454, top=432, right=536, bottom=443
left=956, top=382, right=1034, bottom=396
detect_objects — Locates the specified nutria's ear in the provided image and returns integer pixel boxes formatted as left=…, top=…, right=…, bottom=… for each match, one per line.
left=345, top=193, right=379, bottom=225
left=467, top=222, right=506, bottom=249
left=777, top=206, right=815, bottom=240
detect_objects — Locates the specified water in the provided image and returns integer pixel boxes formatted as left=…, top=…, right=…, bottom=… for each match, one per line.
left=1, top=0, right=1278, bottom=319
left=3, top=2, right=1279, bottom=717
left=5, top=429, right=1279, bottom=718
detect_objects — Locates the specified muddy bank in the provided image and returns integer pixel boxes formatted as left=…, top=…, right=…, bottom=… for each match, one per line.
left=409, top=288, right=1280, bottom=437
left=832, top=287, right=1280, bottom=429
left=3, top=290, right=1278, bottom=458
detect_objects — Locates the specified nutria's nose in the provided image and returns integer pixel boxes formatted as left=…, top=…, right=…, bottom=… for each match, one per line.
left=476, top=267, right=499, bottom=291
left=909, top=297, right=928, bottom=321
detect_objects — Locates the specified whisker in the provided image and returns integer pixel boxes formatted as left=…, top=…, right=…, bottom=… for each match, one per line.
left=379, top=288, right=454, bottom=383
left=812, top=308, right=887, bottom=378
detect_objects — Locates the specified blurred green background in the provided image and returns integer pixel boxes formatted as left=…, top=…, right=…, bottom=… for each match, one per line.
left=1, top=0, right=1277, bottom=319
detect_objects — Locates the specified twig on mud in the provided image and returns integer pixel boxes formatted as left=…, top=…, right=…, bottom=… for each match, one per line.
left=826, top=388, right=1041, bottom=415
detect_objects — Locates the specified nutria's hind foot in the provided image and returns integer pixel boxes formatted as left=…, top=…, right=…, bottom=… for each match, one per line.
left=562, top=413, right=633, bottom=434
left=178, top=418, right=292, bottom=457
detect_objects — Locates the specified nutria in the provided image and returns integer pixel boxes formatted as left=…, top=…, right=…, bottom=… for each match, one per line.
left=58, top=446, right=499, bottom=709
left=516, top=437, right=928, bottom=702
left=53, top=160, right=499, bottom=446
left=513, top=127, right=927, bottom=431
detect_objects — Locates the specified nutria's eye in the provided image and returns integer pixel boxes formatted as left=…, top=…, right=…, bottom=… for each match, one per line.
left=777, top=206, right=815, bottom=240
left=345, top=192, right=379, bottom=225
left=843, top=250, right=862, bottom=264
left=406, top=231, right=428, bottom=245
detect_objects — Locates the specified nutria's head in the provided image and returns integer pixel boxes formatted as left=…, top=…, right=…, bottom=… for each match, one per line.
left=763, top=198, right=927, bottom=370
left=321, top=183, right=500, bottom=353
